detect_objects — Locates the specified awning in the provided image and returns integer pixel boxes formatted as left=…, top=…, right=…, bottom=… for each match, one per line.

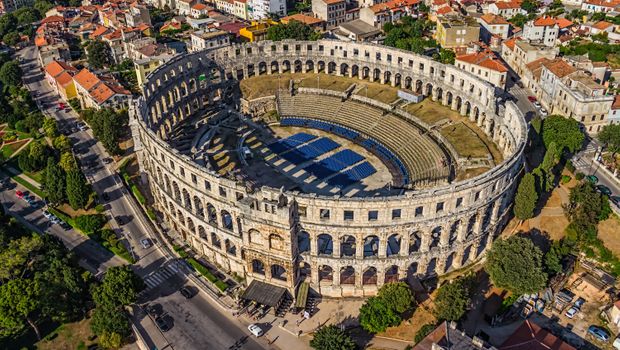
left=294, top=282, right=309, bottom=309
left=241, top=280, right=287, bottom=308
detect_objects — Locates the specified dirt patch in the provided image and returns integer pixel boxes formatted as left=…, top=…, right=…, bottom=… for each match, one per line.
left=380, top=300, right=437, bottom=341
left=404, top=99, right=456, bottom=125
left=440, top=122, right=490, bottom=159
left=56, top=203, right=99, bottom=218
left=598, top=215, right=620, bottom=256
left=456, top=167, right=489, bottom=181
left=36, top=317, right=96, bottom=350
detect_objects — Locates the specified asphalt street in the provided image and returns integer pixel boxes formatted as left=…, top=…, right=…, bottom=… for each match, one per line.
left=17, top=46, right=267, bottom=350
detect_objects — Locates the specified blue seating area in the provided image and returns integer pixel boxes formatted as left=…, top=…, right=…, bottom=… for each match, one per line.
left=327, top=162, right=376, bottom=188
left=281, top=117, right=360, bottom=141
left=268, top=132, right=317, bottom=154
left=305, top=150, right=364, bottom=178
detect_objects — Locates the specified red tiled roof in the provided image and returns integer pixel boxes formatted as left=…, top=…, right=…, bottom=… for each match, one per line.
left=192, top=3, right=208, bottom=10
left=45, top=60, right=76, bottom=77
left=281, top=13, right=324, bottom=25
left=503, top=37, right=518, bottom=50
left=55, top=71, right=74, bottom=87
left=555, top=17, right=573, bottom=29
left=583, top=0, right=620, bottom=7
left=481, top=13, right=509, bottom=25
left=593, top=20, right=613, bottom=30
left=41, top=15, right=65, bottom=24
left=533, top=16, right=556, bottom=26
left=34, top=36, right=48, bottom=47
left=322, top=0, right=345, bottom=4
left=89, top=25, right=110, bottom=39
left=73, top=69, right=101, bottom=91
left=456, top=51, right=508, bottom=72
left=499, top=320, right=576, bottom=350
left=543, top=59, right=576, bottom=78
left=494, top=1, right=521, bottom=9
left=436, top=5, right=453, bottom=14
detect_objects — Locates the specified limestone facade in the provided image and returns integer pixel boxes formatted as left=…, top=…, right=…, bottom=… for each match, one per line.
left=131, top=39, right=528, bottom=297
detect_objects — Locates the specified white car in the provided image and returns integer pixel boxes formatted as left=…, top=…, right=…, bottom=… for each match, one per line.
left=248, top=324, right=263, bottom=337
left=540, top=108, right=548, bottom=117
left=565, top=306, right=578, bottom=319
left=140, top=238, right=152, bottom=249
left=533, top=101, right=542, bottom=108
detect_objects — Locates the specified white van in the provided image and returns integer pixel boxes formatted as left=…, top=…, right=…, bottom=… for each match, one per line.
left=248, top=324, right=263, bottom=337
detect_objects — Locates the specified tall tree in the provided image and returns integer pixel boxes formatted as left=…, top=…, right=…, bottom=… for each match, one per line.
left=86, top=40, right=112, bottom=69
left=66, top=169, right=89, bottom=210
left=377, top=282, right=414, bottom=314
left=485, top=236, right=548, bottom=295
left=92, top=266, right=144, bottom=308
left=433, top=275, right=473, bottom=321
left=43, top=117, right=59, bottom=138
left=266, top=20, right=322, bottom=41
left=309, top=325, right=356, bottom=350
left=44, top=157, right=66, bottom=205
left=541, top=115, right=585, bottom=154
left=598, top=124, right=620, bottom=154
left=0, top=60, right=22, bottom=87
left=359, top=296, right=401, bottom=333
left=513, top=172, right=538, bottom=220
left=0, top=278, right=42, bottom=340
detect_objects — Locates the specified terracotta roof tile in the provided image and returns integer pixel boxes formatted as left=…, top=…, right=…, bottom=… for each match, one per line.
left=613, top=95, right=620, bottom=109
left=503, top=37, right=518, bottom=50
left=593, top=20, right=613, bottom=30
left=55, top=71, right=74, bottom=87
left=41, top=15, right=65, bottom=24
left=322, top=0, right=345, bottom=4
left=436, top=5, right=453, bottom=14
left=191, top=3, right=208, bottom=10
left=45, top=60, right=76, bottom=77
left=281, top=13, right=324, bottom=25
left=499, top=320, right=576, bottom=350
left=481, top=13, right=509, bottom=25
left=89, top=25, right=110, bottom=39
left=584, top=0, right=620, bottom=7
left=34, top=36, right=48, bottom=47
left=555, top=17, right=573, bottom=29
left=533, top=16, right=556, bottom=26
left=73, top=69, right=101, bottom=91
left=456, top=51, right=508, bottom=72
left=494, top=1, right=521, bottom=9
left=543, top=59, right=576, bottom=78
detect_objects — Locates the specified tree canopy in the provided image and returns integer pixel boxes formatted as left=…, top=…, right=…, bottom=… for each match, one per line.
left=266, top=20, right=321, bottom=41
left=383, top=17, right=436, bottom=54
left=309, top=325, right=356, bottom=350
left=0, top=60, right=23, bottom=88
left=485, top=236, right=548, bottom=295
left=377, top=282, right=413, bottom=314
left=513, top=172, right=538, bottom=220
left=433, top=275, right=474, bottom=321
left=359, top=296, right=401, bottom=333
left=86, top=40, right=112, bottom=69
left=599, top=124, right=620, bottom=154
left=66, top=168, right=90, bottom=210
left=541, top=115, right=584, bottom=155
left=81, top=108, right=128, bottom=155
left=44, top=157, right=66, bottom=205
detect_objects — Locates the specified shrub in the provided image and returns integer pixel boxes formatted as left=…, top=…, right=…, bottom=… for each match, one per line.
left=576, top=172, right=585, bottom=180
left=95, top=204, right=105, bottom=213
left=561, top=175, right=571, bottom=184
left=415, top=323, right=437, bottom=344
left=74, top=214, right=107, bottom=234
left=131, top=184, right=145, bottom=205
left=565, top=160, right=576, bottom=173
left=146, top=207, right=156, bottom=220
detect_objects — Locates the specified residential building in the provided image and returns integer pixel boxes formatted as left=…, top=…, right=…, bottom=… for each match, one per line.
left=522, top=16, right=559, bottom=47
left=190, top=3, right=210, bottom=18
left=456, top=50, right=509, bottom=89
left=190, top=29, right=230, bottom=51
left=609, top=95, right=620, bottom=125
left=488, top=0, right=524, bottom=18
left=214, top=0, right=250, bottom=20
left=73, top=68, right=131, bottom=110
left=334, top=19, right=382, bottom=41
left=436, top=15, right=480, bottom=49
left=0, top=0, right=33, bottom=14
left=359, top=0, right=420, bottom=28
left=478, top=13, right=510, bottom=42
left=177, top=0, right=196, bottom=15
left=125, top=3, right=151, bottom=27
left=581, top=0, right=620, bottom=12
left=239, top=20, right=277, bottom=41
left=590, top=20, right=615, bottom=33
left=413, top=321, right=494, bottom=350
left=44, top=60, right=78, bottom=101
left=501, top=38, right=559, bottom=76
left=281, top=13, right=326, bottom=30
left=249, top=0, right=286, bottom=20
left=135, top=54, right=175, bottom=87
left=565, top=55, right=610, bottom=83
left=37, top=41, right=71, bottom=67
left=312, top=0, right=346, bottom=28
left=528, top=58, right=614, bottom=134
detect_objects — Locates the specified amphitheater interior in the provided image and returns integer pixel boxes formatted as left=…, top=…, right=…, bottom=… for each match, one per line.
left=131, top=40, right=527, bottom=299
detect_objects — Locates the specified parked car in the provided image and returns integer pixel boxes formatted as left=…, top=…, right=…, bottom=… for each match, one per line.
left=586, top=175, right=598, bottom=184
left=248, top=324, right=263, bottom=337
left=533, top=101, right=542, bottom=108
left=565, top=306, right=578, bottom=319
left=610, top=196, right=620, bottom=206
left=15, top=190, right=24, bottom=199
left=155, top=316, right=170, bottom=332
left=179, top=286, right=193, bottom=299
left=540, top=108, right=548, bottom=116
left=140, top=238, right=151, bottom=249
left=574, top=297, right=586, bottom=309
left=527, top=96, right=537, bottom=102
left=588, top=325, right=610, bottom=342
left=145, top=304, right=160, bottom=317
left=596, top=185, right=612, bottom=196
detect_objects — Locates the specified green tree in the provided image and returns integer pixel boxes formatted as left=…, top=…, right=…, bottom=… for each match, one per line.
left=433, top=275, right=473, bottom=321
left=2, top=32, right=20, bottom=46
left=377, top=282, right=413, bottom=314
left=34, top=0, right=54, bottom=15
left=14, top=8, right=40, bottom=25
left=309, top=325, right=356, bottom=350
left=0, top=60, right=23, bottom=87
left=44, top=157, right=66, bottom=204
left=564, top=182, right=611, bottom=242
left=438, top=48, right=455, bottom=64
left=485, top=236, right=548, bottom=295
left=0, top=278, right=42, bottom=339
left=541, top=115, right=584, bottom=154
left=0, top=234, right=43, bottom=281
left=93, top=265, right=144, bottom=307
left=599, top=124, right=620, bottom=154
left=359, top=296, right=401, bottom=333
left=266, top=20, right=321, bottom=41
left=513, top=172, right=538, bottom=220
left=544, top=239, right=572, bottom=275
left=59, top=151, right=78, bottom=171
left=53, top=134, right=71, bottom=152
left=0, top=13, right=17, bottom=38
left=520, top=0, right=539, bottom=13
left=415, top=323, right=437, bottom=344
left=43, top=117, right=59, bottom=138
left=90, top=305, right=131, bottom=340
left=86, top=40, right=112, bottom=69
left=66, top=168, right=90, bottom=210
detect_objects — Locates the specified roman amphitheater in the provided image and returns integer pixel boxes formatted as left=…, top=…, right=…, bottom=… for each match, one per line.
left=130, top=39, right=527, bottom=298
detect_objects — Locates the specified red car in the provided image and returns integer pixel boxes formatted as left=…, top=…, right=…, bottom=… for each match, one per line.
left=527, top=96, right=537, bottom=102
left=15, top=190, right=24, bottom=199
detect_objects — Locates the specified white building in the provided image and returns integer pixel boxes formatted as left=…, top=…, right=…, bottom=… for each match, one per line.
left=522, top=16, right=559, bottom=47
left=478, top=13, right=510, bottom=42
left=190, top=29, right=230, bottom=52
left=456, top=50, right=508, bottom=89
left=249, top=0, right=286, bottom=20
left=488, top=1, right=524, bottom=18
left=581, top=0, right=620, bottom=12
left=608, top=95, right=620, bottom=125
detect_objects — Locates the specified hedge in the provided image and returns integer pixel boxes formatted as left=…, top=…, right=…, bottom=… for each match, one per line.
left=131, top=184, right=146, bottom=205
left=173, top=245, right=189, bottom=259
left=48, top=207, right=75, bottom=227
left=74, top=214, right=107, bottom=234
left=11, top=174, right=46, bottom=198
left=146, top=207, right=156, bottom=220
left=187, top=257, right=227, bottom=291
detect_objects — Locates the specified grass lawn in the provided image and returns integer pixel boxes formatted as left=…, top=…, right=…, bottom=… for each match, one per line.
left=598, top=214, right=620, bottom=255
left=296, top=73, right=354, bottom=92
left=240, top=73, right=361, bottom=99
left=440, top=122, right=490, bottom=158
left=36, top=317, right=97, bottom=350
left=1, top=139, right=30, bottom=159
left=404, top=99, right=456, bottom=125
left=354, top=82, right=399, bottom=104
left=456, top=167, right=490, bottom=181
left=240, top=74, right=291, bottom=99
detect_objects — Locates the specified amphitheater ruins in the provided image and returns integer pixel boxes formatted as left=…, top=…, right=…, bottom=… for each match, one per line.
left=130, top=39, right=527, bottom=298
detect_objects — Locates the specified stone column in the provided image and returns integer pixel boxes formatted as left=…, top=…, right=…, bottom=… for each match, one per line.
left=453, top=249, right=465, bottom=269
left=491, top=200, right=501, bottom=225
left=311, top=263, right=319, bottom=284
left=420, top=232, right=431, bottom=252
left=451, top=97, right=458, bottom=111
left=333, top=267, right=341, bottom=286
left=378, top=239, right=386, bottom=258
left=333, top=238, right=341, bottom=258
left=460, top=102, right=468, bottom=116
left=358, top=69, right=364, bottom=80
left=440, top=225, right=450, bottom=247
left=400, top=234, right=410, bottom=257
left=431, top=89, right=438, bottom=101
left=457, top=220, right=468, bottom=242
left=302, top=63, right=307, bottom=74
left=267, top=64, right=273, bottom=74
left=417, top=258, right=429, bottom=276
left=348, top=69, right=354, bottom=78
left=356, top=234, right=364, bottom=259
left=377, top=269, right=386, bottom=287
left=436, top=257, right=447, bottom=275
left=473, top=211, right=483, bottom=235
left=355, top=270, right=362, bottom=288
left=314, top=64, right=319, bottom=74
left=310, top=234, right=317, bottom=256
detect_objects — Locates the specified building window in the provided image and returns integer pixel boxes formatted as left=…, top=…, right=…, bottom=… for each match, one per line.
left=191, top=174, right=197, bottom=184
left=392, top=209, right=401, bottom=219
left=456, top=197, right=463, bottom=208
left=474, top=191, right=480, bottom=202
left=344, top=210, right=354, bottom=221
left=219, top=186, right=227, bottom=197
left=415, top=206, right=423, bottom=217
left=436, top=202, right=444, bottom=213
left=298, top=206, right=307, bottom=217
left=204, top=180, right=211, bottom=191
left=320, top=209, right=330, bottom=220
left=368, top=210, right=378, bottom=221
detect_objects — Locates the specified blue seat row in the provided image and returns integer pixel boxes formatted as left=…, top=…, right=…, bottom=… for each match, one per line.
left=268, top=132, right=317, bottom=154
left=305, top=149, right=364, bottom=179
left=344, top=162, right=376, bottom=181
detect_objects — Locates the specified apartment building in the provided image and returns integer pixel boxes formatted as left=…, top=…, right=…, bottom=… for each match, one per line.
left=190, top=29, right=230, bottom=51
left=249, top=0, right=286, bottom=20
left=359, top=0, right=419, bottom=28
left=487, top=1, right=524, bottom=18
left=73, top=68, right=131, bottom=110
left=501, top=37, right=559, bottom=76
left=436, top=16, right=480, bottom=49
left=312, top=0, right=346, bottom=28
left=456, top=50, right=508, bottom=89
left=478, top=13, right=510, bottom=42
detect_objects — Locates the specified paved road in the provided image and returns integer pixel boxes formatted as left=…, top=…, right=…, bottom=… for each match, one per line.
left=573, top=141, right=620, bottom=199
left=18, top=46, right=268, bottom=350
